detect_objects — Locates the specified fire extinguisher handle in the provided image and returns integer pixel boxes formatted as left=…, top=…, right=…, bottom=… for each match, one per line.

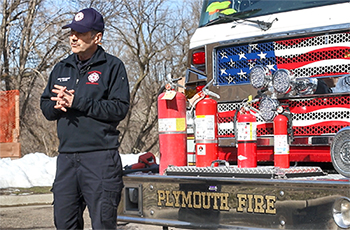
left=240, top=96, right=259, bottom=114
left=189, top=94, right=206, bottom=115
left=202, top=79, right=214, bottom=90
left=200, top=79, right=220, bottom=98
left=164, top=73, right=185, bottom=90
left=205, top=90, right=220, bottom=99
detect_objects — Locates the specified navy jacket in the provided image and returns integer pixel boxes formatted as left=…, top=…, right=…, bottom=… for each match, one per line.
left=40, top=46, right=130, bottom=153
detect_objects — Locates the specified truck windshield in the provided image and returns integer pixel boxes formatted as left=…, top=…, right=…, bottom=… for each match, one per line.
left=199, top=0, right=349, bottom=27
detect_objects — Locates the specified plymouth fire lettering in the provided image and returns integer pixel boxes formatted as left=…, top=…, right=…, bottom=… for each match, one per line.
left=157, top=190, right=276, bottom=214
left=157, top=190, right=230, bottom=210
left=236, top=193, right=276, bottom=214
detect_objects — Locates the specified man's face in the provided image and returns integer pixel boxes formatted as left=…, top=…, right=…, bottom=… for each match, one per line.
left=69, top=30, right=97, bottom=56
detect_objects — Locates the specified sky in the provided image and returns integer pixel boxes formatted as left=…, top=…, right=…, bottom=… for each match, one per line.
left=0, top=152, right=151, bottom=189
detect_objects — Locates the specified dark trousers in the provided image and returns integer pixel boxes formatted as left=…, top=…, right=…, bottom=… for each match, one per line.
left=52, top=149, right=123, bottom=230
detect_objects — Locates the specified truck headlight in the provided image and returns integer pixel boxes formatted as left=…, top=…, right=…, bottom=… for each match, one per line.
left=250, top=65, right=271, bottom=90
left=259, top=96, right=279, bottom=121
left=272, top=69, right=294, bottom=94
left=333, top=197, right=350, bottom=228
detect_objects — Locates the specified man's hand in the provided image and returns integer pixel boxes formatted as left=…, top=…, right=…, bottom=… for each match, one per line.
left=51, top=85, right=75, bottom=112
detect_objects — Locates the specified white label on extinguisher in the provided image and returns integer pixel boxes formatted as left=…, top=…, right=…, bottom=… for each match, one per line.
left=237, top=122, right=257, bottom=141
left=195, top=115, right=215, bottom=140
left=196, top=144, right=206, bottom=155
left=161, top=90, right=176, bottom=100
left=158, top=118, right=186, bottom=132
left=274, top=135, right=289, bottom=155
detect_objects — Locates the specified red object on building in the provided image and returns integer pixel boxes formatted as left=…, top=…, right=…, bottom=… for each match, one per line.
left=0, top=90, right=21, bottom=159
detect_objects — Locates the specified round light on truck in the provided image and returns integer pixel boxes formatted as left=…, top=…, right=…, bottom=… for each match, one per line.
left=250, top=65, right=271, bottom=90
left=333, top=197, right=350, bottom=228
left=272, top=69, right=294, bottom=94
left=259, top=96, right=279, bottom=121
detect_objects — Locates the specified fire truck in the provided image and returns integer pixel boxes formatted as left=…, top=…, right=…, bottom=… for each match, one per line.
left=117, top=1, right=350, bottom=229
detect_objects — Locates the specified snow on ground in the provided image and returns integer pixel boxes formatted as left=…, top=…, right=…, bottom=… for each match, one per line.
left=0, top=152, right=149, bottom=189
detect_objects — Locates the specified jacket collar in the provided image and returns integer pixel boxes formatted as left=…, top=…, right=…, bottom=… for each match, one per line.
left=63, top=46, right=107, bottom=68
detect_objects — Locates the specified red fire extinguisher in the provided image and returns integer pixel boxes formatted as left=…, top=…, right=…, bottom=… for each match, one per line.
left=195, top=92, right=219, bottom=167
left=274, top=114, right=290, bottom=168
left=158, top=78, right=187, bottom=175
left=237, top=110, right=257, bottom=168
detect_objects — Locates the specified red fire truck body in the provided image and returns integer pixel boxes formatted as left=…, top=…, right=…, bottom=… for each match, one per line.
left=184, top=0, right=350, bottom=176
left=117, top=1, right=350, bottom=229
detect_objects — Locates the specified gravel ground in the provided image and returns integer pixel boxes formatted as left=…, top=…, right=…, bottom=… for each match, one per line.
left=0, top=204, right=174, bottom=230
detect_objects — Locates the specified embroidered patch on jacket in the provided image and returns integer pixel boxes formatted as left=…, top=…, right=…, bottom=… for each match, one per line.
left=87, top=71, right=101, bottom=85
left=57, top=76, right=71, bottom=82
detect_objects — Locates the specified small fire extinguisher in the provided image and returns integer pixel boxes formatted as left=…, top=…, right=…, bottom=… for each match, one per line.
left=158, top=74, right=187, bottom=174
left=237, top=111, right=257, bottom=168
left=274, top=112, right=290, bottom=168
left=193, top=80, right=220, bottom=167
left=235, top=96, right=258, bottom=168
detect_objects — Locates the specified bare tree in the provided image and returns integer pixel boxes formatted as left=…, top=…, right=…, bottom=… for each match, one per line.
left=0, top=0, right=22, bottom=90
left=0, top=0, right=75, bottom=156
left=103, top=0, right=184, bottom=154
left=0, top=0, right=201, bottom=157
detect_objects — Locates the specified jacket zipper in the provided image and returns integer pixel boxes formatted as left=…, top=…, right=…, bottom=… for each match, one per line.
left=76, top=65, right=91, bottom=87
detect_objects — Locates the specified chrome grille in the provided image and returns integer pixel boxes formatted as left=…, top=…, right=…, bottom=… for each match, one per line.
left=215, top=32, right=350, bottom=86
left=218, top=95, right=350, bottom=137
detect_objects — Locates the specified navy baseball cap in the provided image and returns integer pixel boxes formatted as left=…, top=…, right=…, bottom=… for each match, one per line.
left=62, top=8, right=104, bottom=33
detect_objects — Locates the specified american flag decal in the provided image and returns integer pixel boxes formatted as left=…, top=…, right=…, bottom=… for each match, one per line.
left=215, top=32, right=350, bottom=86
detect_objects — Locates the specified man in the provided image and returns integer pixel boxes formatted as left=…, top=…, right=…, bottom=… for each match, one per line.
left=40, top=8, right=130, bottom=229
